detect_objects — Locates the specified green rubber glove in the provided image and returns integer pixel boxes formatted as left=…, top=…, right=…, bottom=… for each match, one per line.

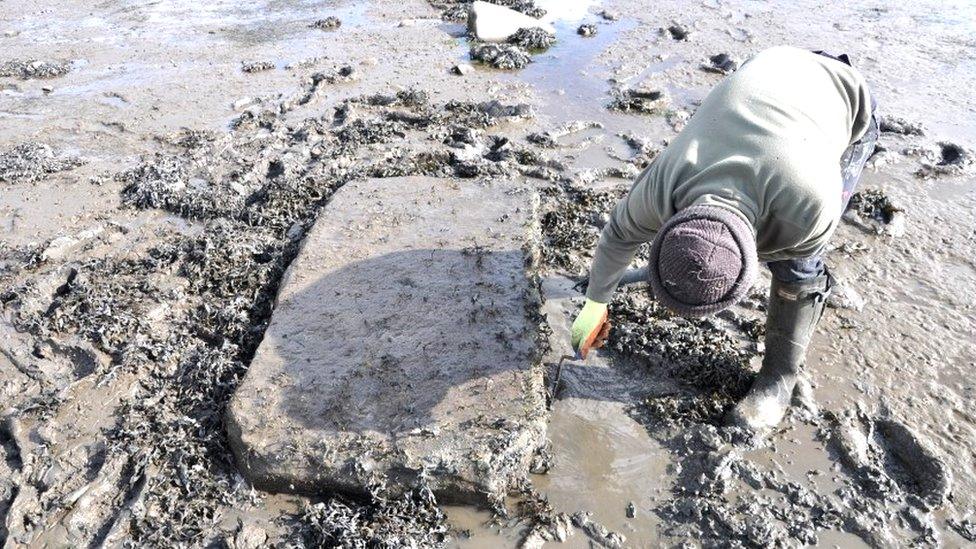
left=570, top=299, right=610, bottom=359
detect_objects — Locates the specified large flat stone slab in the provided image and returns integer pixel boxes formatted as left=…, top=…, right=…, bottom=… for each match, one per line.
left=227, top=176, right=547, bottom=504
left=468, top=1, right=554, bottom=42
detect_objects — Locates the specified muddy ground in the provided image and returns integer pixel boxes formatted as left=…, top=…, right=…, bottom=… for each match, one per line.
left=1, top=0, right=975, bottom=547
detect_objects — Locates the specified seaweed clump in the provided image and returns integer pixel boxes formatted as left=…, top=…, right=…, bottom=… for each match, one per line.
left=846, top=188, right=902, bottom=225
left=0, top=83, right=559, bottom=546
left=0, top=142, right=84, bottom=183
left=610, top=289, right=758, bottom=425
left=287, top=484, right=448, bottom=547
left=539, top=185, right=626, bottom=273
left=0, top=59, right=71, bottom=79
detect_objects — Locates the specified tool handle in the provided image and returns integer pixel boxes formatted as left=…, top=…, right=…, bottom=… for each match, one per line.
left=577, top=310, right=611, bottom=360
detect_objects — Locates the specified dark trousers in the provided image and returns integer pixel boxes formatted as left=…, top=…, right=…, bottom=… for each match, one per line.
left=767, top=52, right=878, bottom=284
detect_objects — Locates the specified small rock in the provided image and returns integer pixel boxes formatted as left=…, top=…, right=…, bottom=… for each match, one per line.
left=230, top=519, right=268, bottom=549
left=577, top=23, right=597, bottom=37
left=913, top=141, right=974, bottom=179
left=311, top=16, right=341, bottom=30
left=398, top=19, right=417, bottom=27
left=0, top=59, right=71, bottom=80
left=607, top=88, right=669, bottom=114
left=508, top=26, right=556, bottom=50
left=571, top=511, right=626, bottom=548
left=527, top=120, right=603, bottom=147
left=41, top=85, right=53, bottom=94
left=599, top=10, right=620, bottom=21
left=701, top=53, right=739, bottom=75
left=865, top=143, right=898, bottom=170
left=666, top=23, right=690, bottom=40
left=520, top=530, right=546, bottom=549
left=666, top=109, right=691, bottom=132
left=529, top=443, right=553, bottom=474
left=41, top=226, right=106, bottom=262
left=467, top=0, right=554, bottom=42
left=286, top=222, right=304, bottom=240
left=523, top=512, right=572, bottom=546
left=884, top=211, right=906, bottom=238
left=470, top=43, right=531, bottom=70
left=452, top=63, right=475, bottom=76
left=844, top=188, right=905, bottom=234
left=232, top=97, right=258, bottom=111
left=477, top=99, right=532, bottom=119
left=0, top=141, right=84, bottom=183
left=878, top=115, right=925, bottom=136
left=827, top=280, right=866, bottom=312
left=88, top=173, right=112, bottom=186
left=241, top=61, right=274, bottom=74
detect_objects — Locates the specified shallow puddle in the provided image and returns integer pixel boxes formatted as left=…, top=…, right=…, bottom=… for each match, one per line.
left=532, top=395, right=671, bottom=543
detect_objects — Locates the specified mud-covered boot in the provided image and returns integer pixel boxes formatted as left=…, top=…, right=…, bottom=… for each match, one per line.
left=725, top=273, right=831, bottom=432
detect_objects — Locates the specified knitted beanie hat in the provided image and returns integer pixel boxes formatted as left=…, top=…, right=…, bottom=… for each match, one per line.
left=648, top=205, right=757, bottom=318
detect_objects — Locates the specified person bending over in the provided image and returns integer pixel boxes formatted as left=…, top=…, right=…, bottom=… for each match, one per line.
left=572, top=46, right=878, bottom=433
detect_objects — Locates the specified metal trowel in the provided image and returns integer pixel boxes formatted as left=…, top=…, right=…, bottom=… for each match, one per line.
left=549, top=305, right=613, bottom=409
left=550, top=266, right=648, bottom=408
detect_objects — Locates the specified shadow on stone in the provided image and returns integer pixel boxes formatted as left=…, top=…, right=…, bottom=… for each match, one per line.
left=227, top=176, right=547, bottom=506
left=284, top=247, right=535, bottom=434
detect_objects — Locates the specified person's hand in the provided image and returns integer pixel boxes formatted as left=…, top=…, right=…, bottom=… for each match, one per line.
left=570, top=299, right=611, bottom=359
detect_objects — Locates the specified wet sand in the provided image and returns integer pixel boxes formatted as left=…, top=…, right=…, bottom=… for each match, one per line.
left=2, top=0, right=975, bottom=546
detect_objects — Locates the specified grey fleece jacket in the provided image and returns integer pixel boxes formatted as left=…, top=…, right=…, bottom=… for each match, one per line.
left=586, top=46, right=873, bottom=304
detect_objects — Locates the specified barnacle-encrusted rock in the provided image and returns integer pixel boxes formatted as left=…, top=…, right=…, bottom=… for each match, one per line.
left=0, top=142, right=84, bottom=183
left=311, top=16, right=341, bottom=30
left=228, top=176, right=548, bottom=504
left=607, top=88, right=670, bottom=115
left=0, top=59, right=71, bottom=79
left=843, top=187, right=906, bottom=236
left=508, top=26, right=556, bottom=50
left=241, top=60, right=274, bottom=73
left=577, top=23, right=597, bottom=37
left=470, top=42, right=532, bottom=70
left=878, top=115, right=925, bottom=136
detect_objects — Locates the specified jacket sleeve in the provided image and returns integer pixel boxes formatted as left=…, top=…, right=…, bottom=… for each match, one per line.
left=585, top=185, right=660, bottom=303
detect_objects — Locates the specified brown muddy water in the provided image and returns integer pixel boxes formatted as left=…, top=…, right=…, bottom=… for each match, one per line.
left=2, top=0, right=976, bottom=547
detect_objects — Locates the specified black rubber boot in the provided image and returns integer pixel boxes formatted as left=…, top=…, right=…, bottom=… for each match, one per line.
left=725, top=273, right=831, bottom=432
